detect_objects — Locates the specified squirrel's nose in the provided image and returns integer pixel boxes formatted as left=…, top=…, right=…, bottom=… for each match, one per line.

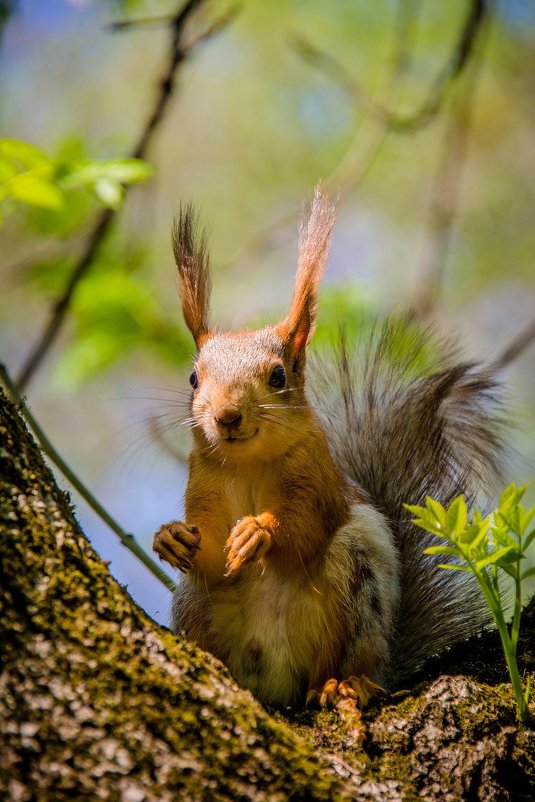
left=214, top=407, right=242, bottom=428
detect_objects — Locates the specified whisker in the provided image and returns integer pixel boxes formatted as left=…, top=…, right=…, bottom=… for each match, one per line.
left=257, top=403, right=308, bottom=410
left=256, top=386, right=300, bottom=402
left=259, top=412, right=303, bottom=436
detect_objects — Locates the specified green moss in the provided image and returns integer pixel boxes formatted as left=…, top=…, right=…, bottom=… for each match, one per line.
left=1, top=388, right=534, bottom=801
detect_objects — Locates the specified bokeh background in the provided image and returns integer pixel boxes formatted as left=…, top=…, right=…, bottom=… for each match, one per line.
left=1, top=0, right=534, bottom=623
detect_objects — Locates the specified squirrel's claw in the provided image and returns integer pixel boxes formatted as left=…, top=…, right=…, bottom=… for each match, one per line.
left=224, top=516, right=271, bottom=577
left=153, top=521, right=201, bottom=573
left=306, top=675, right=378, bottom=745
left=306, top=674, right=383, bottom=710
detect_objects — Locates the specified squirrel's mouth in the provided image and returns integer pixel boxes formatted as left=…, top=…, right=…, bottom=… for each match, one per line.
left=222, top=428, right=259, bottom=443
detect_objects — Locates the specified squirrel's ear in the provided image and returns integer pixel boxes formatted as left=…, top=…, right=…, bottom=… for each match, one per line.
left=172, top=205, right=212, bottom=349
left=277, top=184, right=337, bottom=363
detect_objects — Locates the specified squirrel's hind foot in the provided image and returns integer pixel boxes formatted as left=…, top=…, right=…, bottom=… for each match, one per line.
left=306, top=674, right=383, bottom=709
left=153, top=521, right=201, bottom=572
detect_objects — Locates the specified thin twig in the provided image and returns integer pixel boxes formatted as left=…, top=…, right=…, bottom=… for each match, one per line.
left=229, top=0, right=421, bottom=272
left=414, top=32, right=487, bottom=316
left=292, top=0, right=489, bottom=134
left=17, top=0, right=233, bottom=390
left=106, top=14, right=177, bottom=32
left=491, top=317, right=535, bottom=371
left=0, top=362, right=175, bottom=592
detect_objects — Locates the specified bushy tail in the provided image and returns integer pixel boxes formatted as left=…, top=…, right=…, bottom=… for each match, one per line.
left=311, top=317, right=506, bottom=682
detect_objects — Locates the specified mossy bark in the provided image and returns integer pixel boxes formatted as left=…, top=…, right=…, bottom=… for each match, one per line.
left=1, top=388, right=533, bottom=801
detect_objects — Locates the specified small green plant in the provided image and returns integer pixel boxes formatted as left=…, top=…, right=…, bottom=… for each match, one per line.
left=405, top=483, right=535, bottom=723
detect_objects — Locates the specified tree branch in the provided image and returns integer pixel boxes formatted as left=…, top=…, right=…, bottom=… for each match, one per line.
left=492, top=317, right=535, bottom=370
left=413, top=47, right=486, bottom=315
left=292, top=0, right=489, bottom=134
left=229, top=0, right=421, bottom=272
left=16, top=0, right=233, bottom=390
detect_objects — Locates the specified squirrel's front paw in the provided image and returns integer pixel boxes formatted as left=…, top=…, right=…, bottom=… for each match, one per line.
left=224, top=516, right=271, bottom=577
left=153, top=521, right=201, bottom=572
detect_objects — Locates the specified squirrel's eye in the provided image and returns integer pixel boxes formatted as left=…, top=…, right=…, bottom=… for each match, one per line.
left=189, top=370, right=198, bottom=390
left=269, top=365, right=286, bottom=389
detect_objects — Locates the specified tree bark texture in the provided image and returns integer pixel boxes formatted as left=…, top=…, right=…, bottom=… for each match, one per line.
left=0, top=388, right=533, bottom=801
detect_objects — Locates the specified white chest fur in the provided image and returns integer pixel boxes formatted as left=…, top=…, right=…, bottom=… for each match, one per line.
left=207, top=566, right=328, bottom=706
left=174, top=502, right=398, bottom=707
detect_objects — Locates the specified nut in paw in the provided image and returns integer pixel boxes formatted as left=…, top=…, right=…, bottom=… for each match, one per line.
left=224, top=516, right=271, bottom=577
left=153, top=521, right=201, bottom=572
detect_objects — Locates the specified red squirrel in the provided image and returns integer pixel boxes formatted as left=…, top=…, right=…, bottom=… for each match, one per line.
left=153, top=186, right=503, bottom=707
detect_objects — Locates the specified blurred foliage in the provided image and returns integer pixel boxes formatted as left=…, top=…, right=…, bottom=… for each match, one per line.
left=54, top=250, right=191, bottom=388
left=0, top=0, right=534, bottom=392
left=0, top=137, right=153, bottom=219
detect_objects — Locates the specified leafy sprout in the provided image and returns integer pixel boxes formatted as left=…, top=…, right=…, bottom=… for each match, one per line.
left=405, top=483, right=534, bottom=723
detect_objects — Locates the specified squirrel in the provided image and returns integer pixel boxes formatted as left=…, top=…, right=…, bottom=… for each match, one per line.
left=153, top=186, right=504, bottom=708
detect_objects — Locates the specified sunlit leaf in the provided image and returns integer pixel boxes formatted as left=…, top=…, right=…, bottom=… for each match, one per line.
left=447, top=495, right=467, bottom=536
left=62, top=158, right=154, bottom=188
left=94, top=178, right=124, bottom=208
left=425, top=497, right=446, bottom=530
left=523, top=528, right=535, bottom=552
left=475, top=546, right=515, bottom=570
left=521, top=566, right=535, bottom=581
left=423, top=545, right=461, bottom=557
left=8, top=173, right=64, bottom=209
left=0, top=157, right=17, bottom=183
left=0, top=138, right=52, bottom=168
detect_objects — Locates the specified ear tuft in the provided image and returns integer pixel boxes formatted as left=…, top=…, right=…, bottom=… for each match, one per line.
left=278, top=184, right=337, bottom=361
left=172, top=205, right=212, bottom=348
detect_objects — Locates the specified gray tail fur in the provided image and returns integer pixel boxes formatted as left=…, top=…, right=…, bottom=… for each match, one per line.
left=311, top=317, right=506, bottom=683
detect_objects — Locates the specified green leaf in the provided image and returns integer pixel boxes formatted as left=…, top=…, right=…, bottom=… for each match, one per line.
left=499, top=483, right=527, bottom=509
left=499, top=563, right=518, bottom=579
left=8, top=173, right=64, bottom=210
left=405, top=504, right=446, bottom=537
left=94, top=178, right=124, bottom=208
left=62, top=158, right=154, bottom=188
left=0, top=138, right=52, bottom=168
left=403, top=503, right=425, bottom=517
left=468, top=520, right=490, bottom=550
left=437, top=563, right=471, bottom=572
left=495, top=550, right=523, bottom=564
left=424, top=545, right=461, bottom=557
left=521, top=506, right=535, bottom=533
left=475, top=545, right=515, bottom=570
left=524, top=528, right=535, bottom=552
left=521, top=566, right=535, bottom=581
left=447, top=495, right=467, bottom=536
left=0, top=157, right=17, bottom=183
left=426, top=497, right=447, bottom=530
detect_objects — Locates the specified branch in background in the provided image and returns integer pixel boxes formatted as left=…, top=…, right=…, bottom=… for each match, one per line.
left=16, top=0, right=235, bottom=390
left=413, top=42, right=485, bottom=316
left=492, top=317, right=535, bottom=370
left=106, top=14, right=178, bottom=32
left=292, top=0, right=488, bottom=134
left=229, top=0, right=422, bottom=273
left=0, top=363, right=176, bottom=592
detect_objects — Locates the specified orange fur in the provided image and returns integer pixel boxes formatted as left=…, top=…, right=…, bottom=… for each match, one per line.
left=172, top=204, right=212, bottom=348
left=277, top=185, right=337, bottom=362
left=154, top=185, right=400, bottom=706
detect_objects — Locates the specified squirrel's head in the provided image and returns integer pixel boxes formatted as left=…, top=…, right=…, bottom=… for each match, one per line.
left=173, top=185, right=336, bottom=461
